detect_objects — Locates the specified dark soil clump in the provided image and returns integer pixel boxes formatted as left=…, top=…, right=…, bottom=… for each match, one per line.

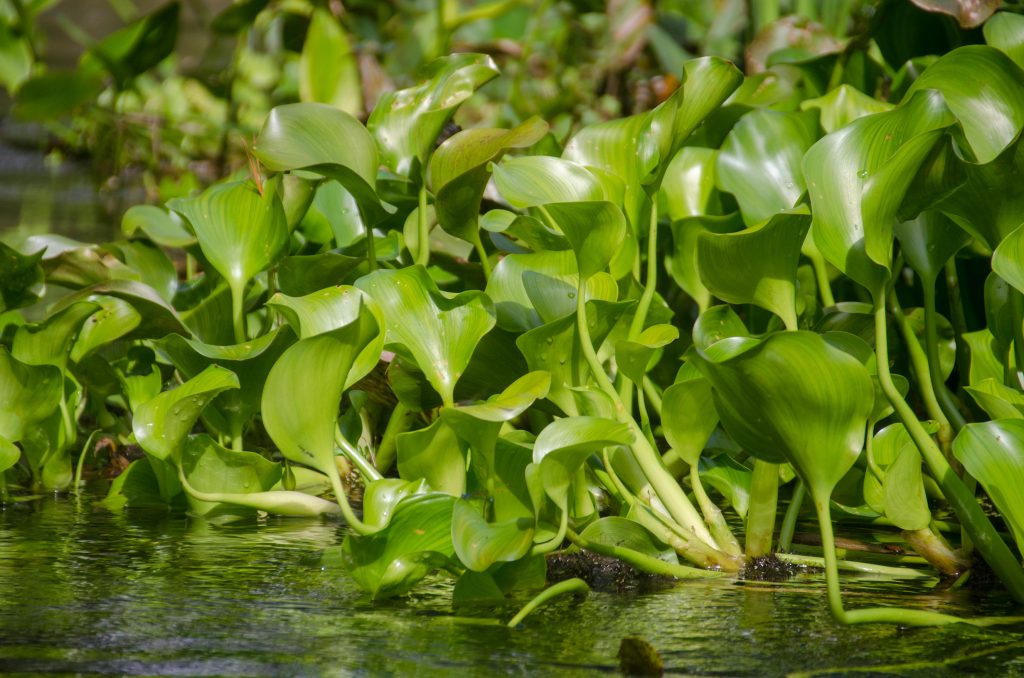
left=546, top=549, right=675, bottom=592
left=742, top=554, right=802, bottom=582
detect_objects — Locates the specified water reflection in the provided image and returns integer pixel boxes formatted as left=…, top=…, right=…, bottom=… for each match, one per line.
left=2, top=493, right=1024, bottom=676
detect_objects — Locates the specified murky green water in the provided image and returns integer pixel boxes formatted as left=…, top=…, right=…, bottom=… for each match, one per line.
left=2, top=491, right=1023, bottom=677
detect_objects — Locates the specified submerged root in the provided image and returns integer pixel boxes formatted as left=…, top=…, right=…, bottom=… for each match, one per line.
left=546, top=549, right=675, bottom=593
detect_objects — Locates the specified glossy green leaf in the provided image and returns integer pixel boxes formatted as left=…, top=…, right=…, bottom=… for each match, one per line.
left=954, top=420, right=1024, bottom=550
left=276, top=252, right=363, bottom=297
left=132, top=365, right=240, bottom=462
left=542, top=202, right=627, bottom=280
left=615, top=324, right=678, bottom=384
left=935, top=134, right=1024, bottom=250
left=893, top=211, right=971, bottom=286
left=0, top=346, right=62, bottom=443
left=121, top=204, right=195, bottom=249
left=452, top=499, right=534, bottom=572
left=965, top=378, right=1024, bottom=420
left=660, top=147, right=721, bottom=220
left=692, top=332, right=874, bottom=502
left=396, top=417, right=466, bottom=495
left=905, top=45, right=1024, bottom=164
left=579, top=516, right=676, bottom=563
left=156, top=328, right=295, bottom=442
left=993, top=222, right=1024, bottom=295
left=904, top=307, right=957, bottom=381
left=69, top=295, right=142, bottom=363
left=0, top=433, right=18, bottom=475
left=699, top=455, right=753, bottom=519
left=697, top=209, right=811, bottom=330
left=486, top=250, right=617, bottom=332
left=963, top=329, right=1007, bottom=387
left=356, top=266, right=495, bottom=406
left=107, top=239, right=177, bottom=304
left=116, top=346, right=163, bottom=413
left=341, top=493, right=456, bottom=599
left=800, top=85, right=895, bottom=134
left=13, top=301, right=97, bottom=370
left=103, top=457, right=177, bottom=510
left=803, top=90, right=955, bottom=297
left=0, top=242, right=44, bottom=312
left=51, top=279, right=189, bottom=340
left=875, top=425, right=931, bottom=531
left=492, top=156, right=605, bottom=207
left=716, top=109, right=818, bottom=226
left=661, top=376, right=718, bottom=466
left=362, top=478, right=429, bottom=530
left=985, top=11, right=1024, bottom=70
left=691, top=305, right=748, bottom=352
left=262, top=311, right=379, bottom=474
left=368, top=53, right=499, bottom=178
left=179, top=434, right=281, bottom=515
left=299, top=8, right=362, bottom=117
left=666, top=213, right=744, bottom=312
left=168, top=178, right=288, bottom=306
left=532, top=416, right=633, bottom=510
left=430, top=117, right=548, bottom=244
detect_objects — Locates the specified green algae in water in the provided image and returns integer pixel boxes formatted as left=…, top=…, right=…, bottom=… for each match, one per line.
left=2, top=491, right=1024, bottom=676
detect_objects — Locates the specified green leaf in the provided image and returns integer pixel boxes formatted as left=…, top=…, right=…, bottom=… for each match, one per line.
left=532, top=416, right=633, bottom=510
left=0, top=433, right=19, bottom=475
left=0, top=23, right=32, bottom=93
left=905, top=45, right=1024, bottom=164
left=993, top=222, right=1024, bottom=295
left=368, top=53, right=499, bottom=178
left=82, top=1, right=179, bottom=87
left=954, top=420, right=1024, bottom=550
left=692, top=332, right=874, bottom=502
left=542, top=202, right=627, bottom=280
left=396, top=417, right=466, bottom=495
left=132, top=365, right=239, bottom=462
left=429, top=118, right=547, bottom=245
left=666, top=214, right=744, bottom=312
left=699, top=455, right=753, bottom=519
left=276, top=252, right=363, bottom=297
left=69, top=295, right=142, bottom=363
left=13, top=301, right=98, bottom=370
left=893, top=211, right=971, bottom=286
left=51, top=279, right=189, bottom=340
left=691, top=305, right=748, bottom=352
left=168, top=179, right=288, bottom=305
left=615, top=324, right=679, bottom=384
left=12, top=70, right=104, bottom=121
left=660, top=147, right=722, bottom=220
left=356, top=266, right=495, bottom=406
left=179, top=433, right=282, bottom=515
left=697, top=209, right=811, bottom=330
left=299, top=8, right=362, bottom=117
left=984, top=11, right=1024, bottom=71
left=155, top=328, right=295, bottom=443
left=716, top=109, right=818, bottom=226
left=103, top=457, right=177, bottom=510
left=361, top=478, right=429, bottom=530
left=262, top=311, right=379, bottom=475
left=492, top=156, right=605, bottom=207
left=579, top=516, right=677, bottom=563
left=121, top=204, right=195, bottom=248
left=341, top=493, right=456, bottom=599
left=661, top=377, right=718, bottom=466
left=963, top=329, right=1007, bottom=387
left=965, top=378, right=1024, bottom=420
left=800, top=85, right=895, bottom=134
left=0, top=346, right=62, bottom=443
left=452, top=498, right=534, bottom=572
left=0, top=242, right=44, bottom=311
left=874, top=424, right=931, bottom=531
left=803, top=89, right=955, bottom=297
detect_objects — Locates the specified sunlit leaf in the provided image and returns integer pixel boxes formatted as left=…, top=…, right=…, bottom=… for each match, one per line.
left=532, top=416, right=633, bottom=510
left=993, top=222, right=1024, bottom=295
left=543, top=201, right=627, bottom=280
left=659, top=147, right=722, bottom=220
left=299, top=8, right=362, bottom=117
left=984, top=11, right=1024, bottom=70
left=452, top=498, right=534, bottom=572
left=801, top=85, right=894, bottom=134
left=615, top=324, right=678, bottom=384
left=661, top=376, right=718, bottom=466
left=396, top=417, right=466, bottom=496
left=492, top=156, right=605, bottom=207
left=965, top=378, right=1024, bottom=420
left=13, top=300, right=97, bottom=370
left=954, top=420, right=1024, bottom=550
left=0, top=346, right=62, bottom=443
left=121, top=204, right=195, bottom=249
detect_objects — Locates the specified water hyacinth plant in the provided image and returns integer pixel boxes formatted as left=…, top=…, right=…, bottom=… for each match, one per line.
left=5, top=5, right=1024, bottom=629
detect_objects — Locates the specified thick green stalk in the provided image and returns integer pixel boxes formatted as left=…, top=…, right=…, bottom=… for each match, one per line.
left=335, top=430, right=383, bottom=482
left=324, top=456, right=376, bottom=535
left=230, top=283, right=246, bottom=344
left=567, top=528, right=723, bottom=579
left=415, top=183, right=430, bottom=267
left=922, top=283, right=967, bottom=431
left=944, top=259, right=971, bottom=381
left=777, top=552, right=932, bottom=579
left=473, top=234, right=492, bottom=280
left=807, top=249, right=836, bottom=307
left=506, top=577, right=589, bottom=628
left=690, top=464, right=743, bottom=557
left=873, top=300, right=1024, bottom=603
left=745, top=460, right=779, bottom=558
left=621, top=202, right=660, bottom=412
left=375, top=402, right=412, bottom=474
left=777, top=479, right=805, bottom=552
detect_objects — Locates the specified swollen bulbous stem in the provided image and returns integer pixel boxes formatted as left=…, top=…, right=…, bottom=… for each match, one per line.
left=873, top=299, right=1024, bottom=604
left=745, top=460, right=779, bottom=558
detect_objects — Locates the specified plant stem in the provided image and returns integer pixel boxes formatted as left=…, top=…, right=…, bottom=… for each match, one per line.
left=335, top=430, right=383, bottom=482
left=506, top=577, right=589, bottom=628
left=689, top=464, right=743, bottom=556
left=944, top=259, right=971, bottom=380
left=620, top=201, right=660, bottom=410
left=922, top=283, right=967, bottom=431
left=530, top=509, right=568, bottom=556
left=473, top=234, right=492, bottom=280
left=567, top=528, right=723, bottom=579
left=230, top=283, right=246, bottom=344
left=325, top=457, right=376, bottom=535
left=808, top=248, right=836, bottom=307
left=777, top=479, right=805, bottom=552
left=416, top=183, right=430, bottom=267
left=873, top=299, right=1024, bottom=603
left=776, top=552, right=933, bottom=579
left=745, top=459, right=779, bottom=558
left=375, top=402, right=412, bottom=474
left=1010, top=290, right=1024, bottom=390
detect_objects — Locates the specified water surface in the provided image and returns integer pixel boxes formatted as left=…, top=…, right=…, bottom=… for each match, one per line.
left=2, top=491, right=1023, bottom=677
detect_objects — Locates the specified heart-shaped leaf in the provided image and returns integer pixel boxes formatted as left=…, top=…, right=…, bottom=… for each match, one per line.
left=542, top=201, right=627, bottom=280
left=492, top=156, right=606, bottom=207
left=452, top=498, right=534, bottom=572
left=532, top=416, right=633, bottom=510
left=716, top=109, right=818, bottom=226
left=660, top=147, right=722, bottom=220
left=697, top=208, right=811, bottom=330
left=615, top=324, right=679, bottom=384
left=341, top=493, right=456, bottom=599
left=262, top=310, right=379, bottom=474
left=396, top=417, right=466, bottom=495
left=803, top=89, right=955, bottom=297
left=368, top=53, right=499, bottom=178
left=661, top=376, right=719, bottom=466
left=667, top=213, right=745, bottom=312
left=954, top=419, right=1024, bottom=551
left=0, top=346, right=62, bottom=443
left=356, top=266, right=495, bottom=406
left=429, top=117, right=548, bottom=244
left=692, top=332, right=874, bottom=503
left=13, top=300, right=98, bottom=370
